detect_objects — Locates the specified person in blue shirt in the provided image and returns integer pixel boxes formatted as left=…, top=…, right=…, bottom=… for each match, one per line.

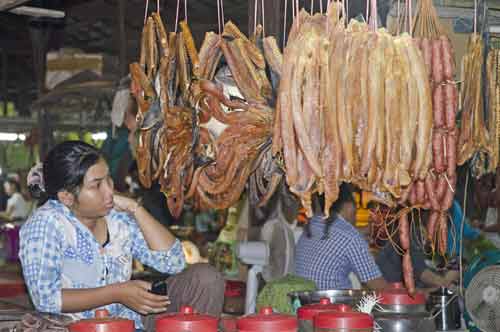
left=447, top=199, right=481, bottom=257
left=20, top=141, right=224, bottom=331
left=295, top=184, right=388, bottom=290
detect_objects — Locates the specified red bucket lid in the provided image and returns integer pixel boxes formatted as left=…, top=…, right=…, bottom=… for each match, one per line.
left=68, top=309, right=134, bottom=332
left=237, top=307, right=297, bottom=331
left=156, top=306, right=218, bottom=332
left=297, top=298, right=352, bottom=321
left=378, top=286, right=426, bottom=305
left=314, top=311, right=373, bottom=329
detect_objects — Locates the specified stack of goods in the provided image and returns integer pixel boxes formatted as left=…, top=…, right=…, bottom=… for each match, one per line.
left=273, top=5, right=435, bottom=295
left=384, top=0, right=458, bottom=294
left=128, top=2, right=475, bottom=297
left=486, top=49, right=500, bottom=173
left=458, top=35, right=489, bottom=177
left=129, top=11, right=282, bottom=217
left=274, top=7, right=433, bottom=221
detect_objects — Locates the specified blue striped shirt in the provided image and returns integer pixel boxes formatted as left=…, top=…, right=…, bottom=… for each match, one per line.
left=295, top=215, right=381, bottom=290
left=19, top=199, right=186, bottom=329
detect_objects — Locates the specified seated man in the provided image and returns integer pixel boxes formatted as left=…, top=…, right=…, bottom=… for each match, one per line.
left=295, top=184, right=388, bottom=290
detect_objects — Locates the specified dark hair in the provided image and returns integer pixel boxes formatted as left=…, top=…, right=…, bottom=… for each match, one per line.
left=5, top=178, right=21, bottom=193
left=305, top=183, right=356, bottom=239
left=30, top=141, right=102, bottom=202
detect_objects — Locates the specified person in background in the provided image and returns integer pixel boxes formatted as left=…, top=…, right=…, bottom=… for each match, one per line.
left=100, top=126, right=134, bottom=193
left=0, top=177, right=30, bottom=221
left=295, top=184, right=388, bottom=290
left=447, top=199, right=481, bottom=257
left=0, top=178, right=9, bottom=211
left=259, top=182, right=300, bottom=279
left=376, top=213, right=459, bottom=292
left=20, top=141, right=224, bottom=332
left=473, top=171, right=500, bottom=249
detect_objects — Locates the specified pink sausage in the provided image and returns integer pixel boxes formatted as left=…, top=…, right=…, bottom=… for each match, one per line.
left=432, top=38, right=444, bottom=83
left=425, top=175, right=440, bottom=211
left=446, top=129, right=457, bottom=178
left=433, top=130, right=446, bottom=173
left=444, top=83, right=458, bottom=129
left=440, top=36, right=454, bottom=81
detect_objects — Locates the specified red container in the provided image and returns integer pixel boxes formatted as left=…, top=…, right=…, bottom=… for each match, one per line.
left=237, top=307, right=297, bottom=332
left=314, top=311, right=373, bottom=332
left=68, top=309, right=134, bottom=332
left=156, top=305, right=218, bottom=332
left=378, top=286, right=426, bottom=306
left=298, top=299, right=352, bottom=332
left=298, top=299, right=352, bottom=321
left=377, top=283, right=426, bottom=314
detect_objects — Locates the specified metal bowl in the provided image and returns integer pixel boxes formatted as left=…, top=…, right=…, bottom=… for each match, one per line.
left=375, top=313, right=436, bottom=332
left=288, top=289, right=370, bottom=307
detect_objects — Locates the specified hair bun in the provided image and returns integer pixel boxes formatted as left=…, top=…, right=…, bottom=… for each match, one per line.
left=27, top=163, right=45, bottom=199
left=28, top=183, right=45, bottom=200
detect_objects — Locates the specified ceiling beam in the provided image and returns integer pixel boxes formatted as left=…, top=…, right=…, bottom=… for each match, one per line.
left=9, top=6, right=65, bottom=18
left=0, top=116, right=110, bottom=133
left=0, top=0, right=30, bottom=11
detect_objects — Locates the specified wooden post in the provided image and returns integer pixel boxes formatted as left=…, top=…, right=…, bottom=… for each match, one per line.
left=29, top=20, right=52, bottom=160
left=117, top=0, right=127, bottom=78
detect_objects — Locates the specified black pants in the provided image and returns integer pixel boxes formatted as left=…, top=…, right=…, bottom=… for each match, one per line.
left=142, top=263, right=225, bottom=332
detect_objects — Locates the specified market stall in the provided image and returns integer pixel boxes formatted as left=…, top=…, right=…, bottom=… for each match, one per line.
left=3, top=0, right=500, bottom=331
left=123, top=0, right=500, bottom=330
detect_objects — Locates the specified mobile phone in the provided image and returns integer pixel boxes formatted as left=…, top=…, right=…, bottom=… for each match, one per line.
left=150, top=280, right=168, bottom=296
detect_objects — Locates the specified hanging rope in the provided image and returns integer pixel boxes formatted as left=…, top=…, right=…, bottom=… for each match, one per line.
left=217, top=0, right=221, bottom=35
left=311, top=0, right=314, bottom=14
left=261, top=0, right=265, bottom=36
left=346, top=0, right=349, bottom=23
left=283, top=0, right=288, bottom=48
left=396, top=0, right=400, bottom=35
left=221, top=0, right=225, bottom=27
left=174, top=0, right=180, bottom=32
left=144, top=0, right=150, bottom=24
left=365, top=0, right=369, bottom=24
left=459, top=170, right=470, bottom=296
left=320, top=0, right=323, bottom=14
left=185, top=0, right=188, bottom=22
left=408, top=0, right=412, bottom=35
left=474, top=0, right=477, bottom=35
left=405, top=0, right=409, bottom=34
left=296, top=0, right=300, bottom=27
left=157, top=0, right=160, bottom=14
left=368, top=0, right=377, bottom=31
left=254, top=0, right=258, bottom=35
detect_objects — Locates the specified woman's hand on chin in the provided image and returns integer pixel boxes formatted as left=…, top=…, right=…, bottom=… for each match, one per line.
left=113, top=194, right=140, bottom=215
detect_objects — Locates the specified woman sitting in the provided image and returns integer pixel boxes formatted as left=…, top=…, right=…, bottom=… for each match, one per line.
left=19, top=141, right=224, bottom=331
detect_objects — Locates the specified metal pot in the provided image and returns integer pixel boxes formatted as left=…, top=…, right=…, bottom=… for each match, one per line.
left=375, top=313, right=436, bottom=332
left=373, top=285, right=436, bottom=332
left=427, top=287, right=461, bottom=331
